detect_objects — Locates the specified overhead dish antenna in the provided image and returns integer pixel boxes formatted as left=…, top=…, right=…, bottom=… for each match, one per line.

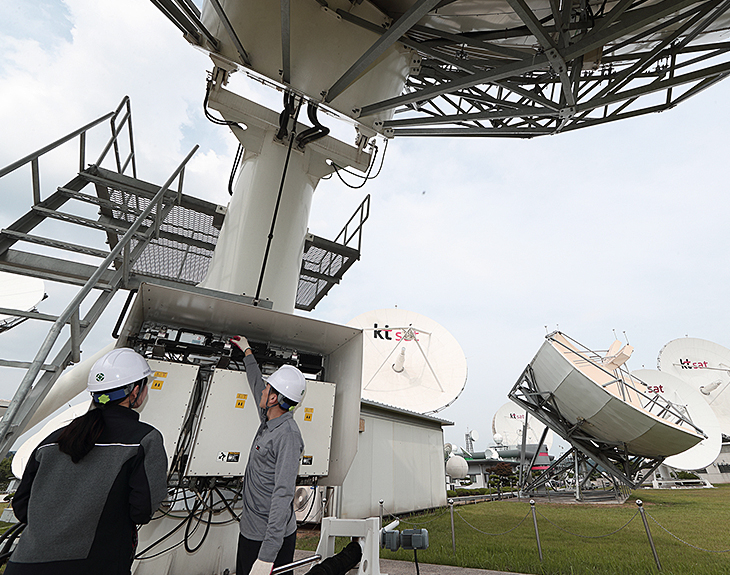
left=0, top=272, right=45, bottom=332
left=632, top=369, right=722, bottom=471
left=347, top=308, right=467, bottom=414
left=492, top=401, right=553, bottom=449
left=658, top=337, right=730, bottom=438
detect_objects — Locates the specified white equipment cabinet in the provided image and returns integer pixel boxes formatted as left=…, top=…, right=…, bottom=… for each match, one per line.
left=295, top=379, right=336, bottom=477
left=138, top=360, right=199, bottom=470
left=186, top=369, right=261, bottom=476
left=185, top=370, right=336, bottom=477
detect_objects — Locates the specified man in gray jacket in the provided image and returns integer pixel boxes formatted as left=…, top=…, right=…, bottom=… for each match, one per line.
left=231, top=336, right=306, bottom=575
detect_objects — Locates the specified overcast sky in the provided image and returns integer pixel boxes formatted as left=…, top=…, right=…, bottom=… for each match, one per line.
left=2, top=0, right=730, bottom=451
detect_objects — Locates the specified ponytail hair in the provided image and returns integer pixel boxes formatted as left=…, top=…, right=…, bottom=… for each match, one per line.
left=58, top=378, right=145, bottom=463
left=57, top=409, right=106, bottom=463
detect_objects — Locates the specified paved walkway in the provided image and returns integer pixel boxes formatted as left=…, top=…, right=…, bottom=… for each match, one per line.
left=293, top=550, right=530, bottom=575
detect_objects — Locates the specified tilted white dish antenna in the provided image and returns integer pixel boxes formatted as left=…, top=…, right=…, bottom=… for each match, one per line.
left=658, top=337, right=730, bottom=438
left=492, top=401, right=553, bottom=449
left=468, top=429, right=479, bottom=442
left=528, top=332, right=704, bottom=458
left=0, top=272, right=44, bottom=329
left=347, top=309, right=467, bottom=414
left=632, top=369, right=721, bottom=471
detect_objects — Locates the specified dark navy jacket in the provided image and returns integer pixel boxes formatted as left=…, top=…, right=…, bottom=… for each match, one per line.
left=6, top=405, right=167, bottom=575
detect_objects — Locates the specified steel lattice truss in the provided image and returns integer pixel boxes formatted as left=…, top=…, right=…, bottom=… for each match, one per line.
left=349, top=0, right=730, bottom=137
left=152, top=0, right=730, bottom=137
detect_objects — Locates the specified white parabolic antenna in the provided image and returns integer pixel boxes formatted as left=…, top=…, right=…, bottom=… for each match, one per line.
left=529, top=332, right=704, bottom=457
left=0, top=272, right=44, bottom=328
left=658, top=338, right=730, bottom=438
left=492, top=402, right=553, bottom=449
left=347, top=309, right=467, bottom=414
left=632, top=369, right=721, bottom=471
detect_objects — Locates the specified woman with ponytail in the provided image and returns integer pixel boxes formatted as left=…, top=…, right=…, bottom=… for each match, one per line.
left=6, top=348, right=168, bottom=575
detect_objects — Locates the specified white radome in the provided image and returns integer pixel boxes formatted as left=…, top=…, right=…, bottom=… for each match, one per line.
left=446, top=455, right=469, bottom=479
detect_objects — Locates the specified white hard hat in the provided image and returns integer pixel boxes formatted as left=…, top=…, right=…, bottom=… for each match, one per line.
left=267, top=365, right=306, bottom=406
left=88, top=348, right=152, bottom=395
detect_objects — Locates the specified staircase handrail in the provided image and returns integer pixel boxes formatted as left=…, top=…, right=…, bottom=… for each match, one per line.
left=0, top=144, right=199, bottom=449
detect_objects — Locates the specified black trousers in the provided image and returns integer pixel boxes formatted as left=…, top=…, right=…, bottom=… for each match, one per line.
left=236, top=531, right=297, bottom=575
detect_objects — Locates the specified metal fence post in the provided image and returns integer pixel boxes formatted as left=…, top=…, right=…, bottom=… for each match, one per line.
left=379, top=499, right=384, bottom=529
left=636, top=500, right=661, bottom=571
left=449, top=498, right=456, bottom=553
left=530, top=500, right=543, bottom=561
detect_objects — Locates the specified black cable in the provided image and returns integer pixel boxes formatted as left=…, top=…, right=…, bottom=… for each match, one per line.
left=228, top=143, right=243, bottom=196
left=213, top=485, right=240, bottom=522
left=296, top=103, right=330, bottom=149
left=330, top=139, right=387, bottom=189
left=254, top=93, right=303, bottom=303
left=414, top=549, right=420, bottom=575
left=135, top=506, right=192, bottom=559
left=203, top=77, right=242, bottom=129
left=184, top=489, right=213, bottom=553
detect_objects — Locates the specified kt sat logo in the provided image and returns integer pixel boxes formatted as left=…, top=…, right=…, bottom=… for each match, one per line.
left=373, top=323, right=420, bottom=342
left=679, top=359, right=709, bottom=369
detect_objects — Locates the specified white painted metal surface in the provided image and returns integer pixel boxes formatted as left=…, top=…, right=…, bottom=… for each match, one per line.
left=632, top=369, right=722, bottom=471
left=529, top=333, right=704, bottom=457
left=347, top=308, right=467, bottom=414
left=492, top=401, right=554, bottom=448
left=119, top=282, right=363, bottom=486
left=658, top=337, right=730, bottom=438
left=200, top=0, right=413, bottom=129
left=186, top=369, right=261, bottom=476
left=294, top=380, right=336, bottom=477
left=139, top=360, right=200, bottom=470
left=337, top=400, right=448, bottom=518
left=198, top=90, right=372, bottom=312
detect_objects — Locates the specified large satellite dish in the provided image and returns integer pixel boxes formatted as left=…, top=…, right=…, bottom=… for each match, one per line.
left=528, top=332, right=704, bottom=458
left=150, top=0, right=730, bottom=138
left=347, top=308, right=467, bottom=414
left=0, top=272, right=44, bottom=331
left=658, top=338, right=730, bottom=438
left=492, top=402, right=553, bottom=449
left=632, top=369, right=722, bottom=471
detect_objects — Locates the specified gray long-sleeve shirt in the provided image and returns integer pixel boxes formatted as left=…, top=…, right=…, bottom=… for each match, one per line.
left=240, top=354, right=304, bottom=562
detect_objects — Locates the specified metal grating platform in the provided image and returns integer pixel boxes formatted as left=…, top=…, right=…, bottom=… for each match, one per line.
left=93, top=168, right=222, bottom=286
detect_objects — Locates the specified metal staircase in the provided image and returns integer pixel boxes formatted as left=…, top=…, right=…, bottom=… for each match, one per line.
left=0, top=96, right=369, bottom=455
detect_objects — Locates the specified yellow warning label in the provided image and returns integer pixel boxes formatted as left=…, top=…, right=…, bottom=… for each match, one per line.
left=235, top=398, right=246, bottom=409
left=304, top=407, right=314, bottom=422
left=237, top=394, right=248, bottom=399
left=154, top=371, right=168, bottom=378
left=151, top=380, right=164, bottom=390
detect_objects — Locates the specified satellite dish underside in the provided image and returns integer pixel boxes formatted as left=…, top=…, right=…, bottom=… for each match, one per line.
left=162, top=0, right=730, bottom=137
left=529, top=333, right=704, bottom=458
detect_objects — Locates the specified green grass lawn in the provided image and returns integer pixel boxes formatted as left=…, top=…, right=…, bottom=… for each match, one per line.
left=298, top=484, right=730, bottom=575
